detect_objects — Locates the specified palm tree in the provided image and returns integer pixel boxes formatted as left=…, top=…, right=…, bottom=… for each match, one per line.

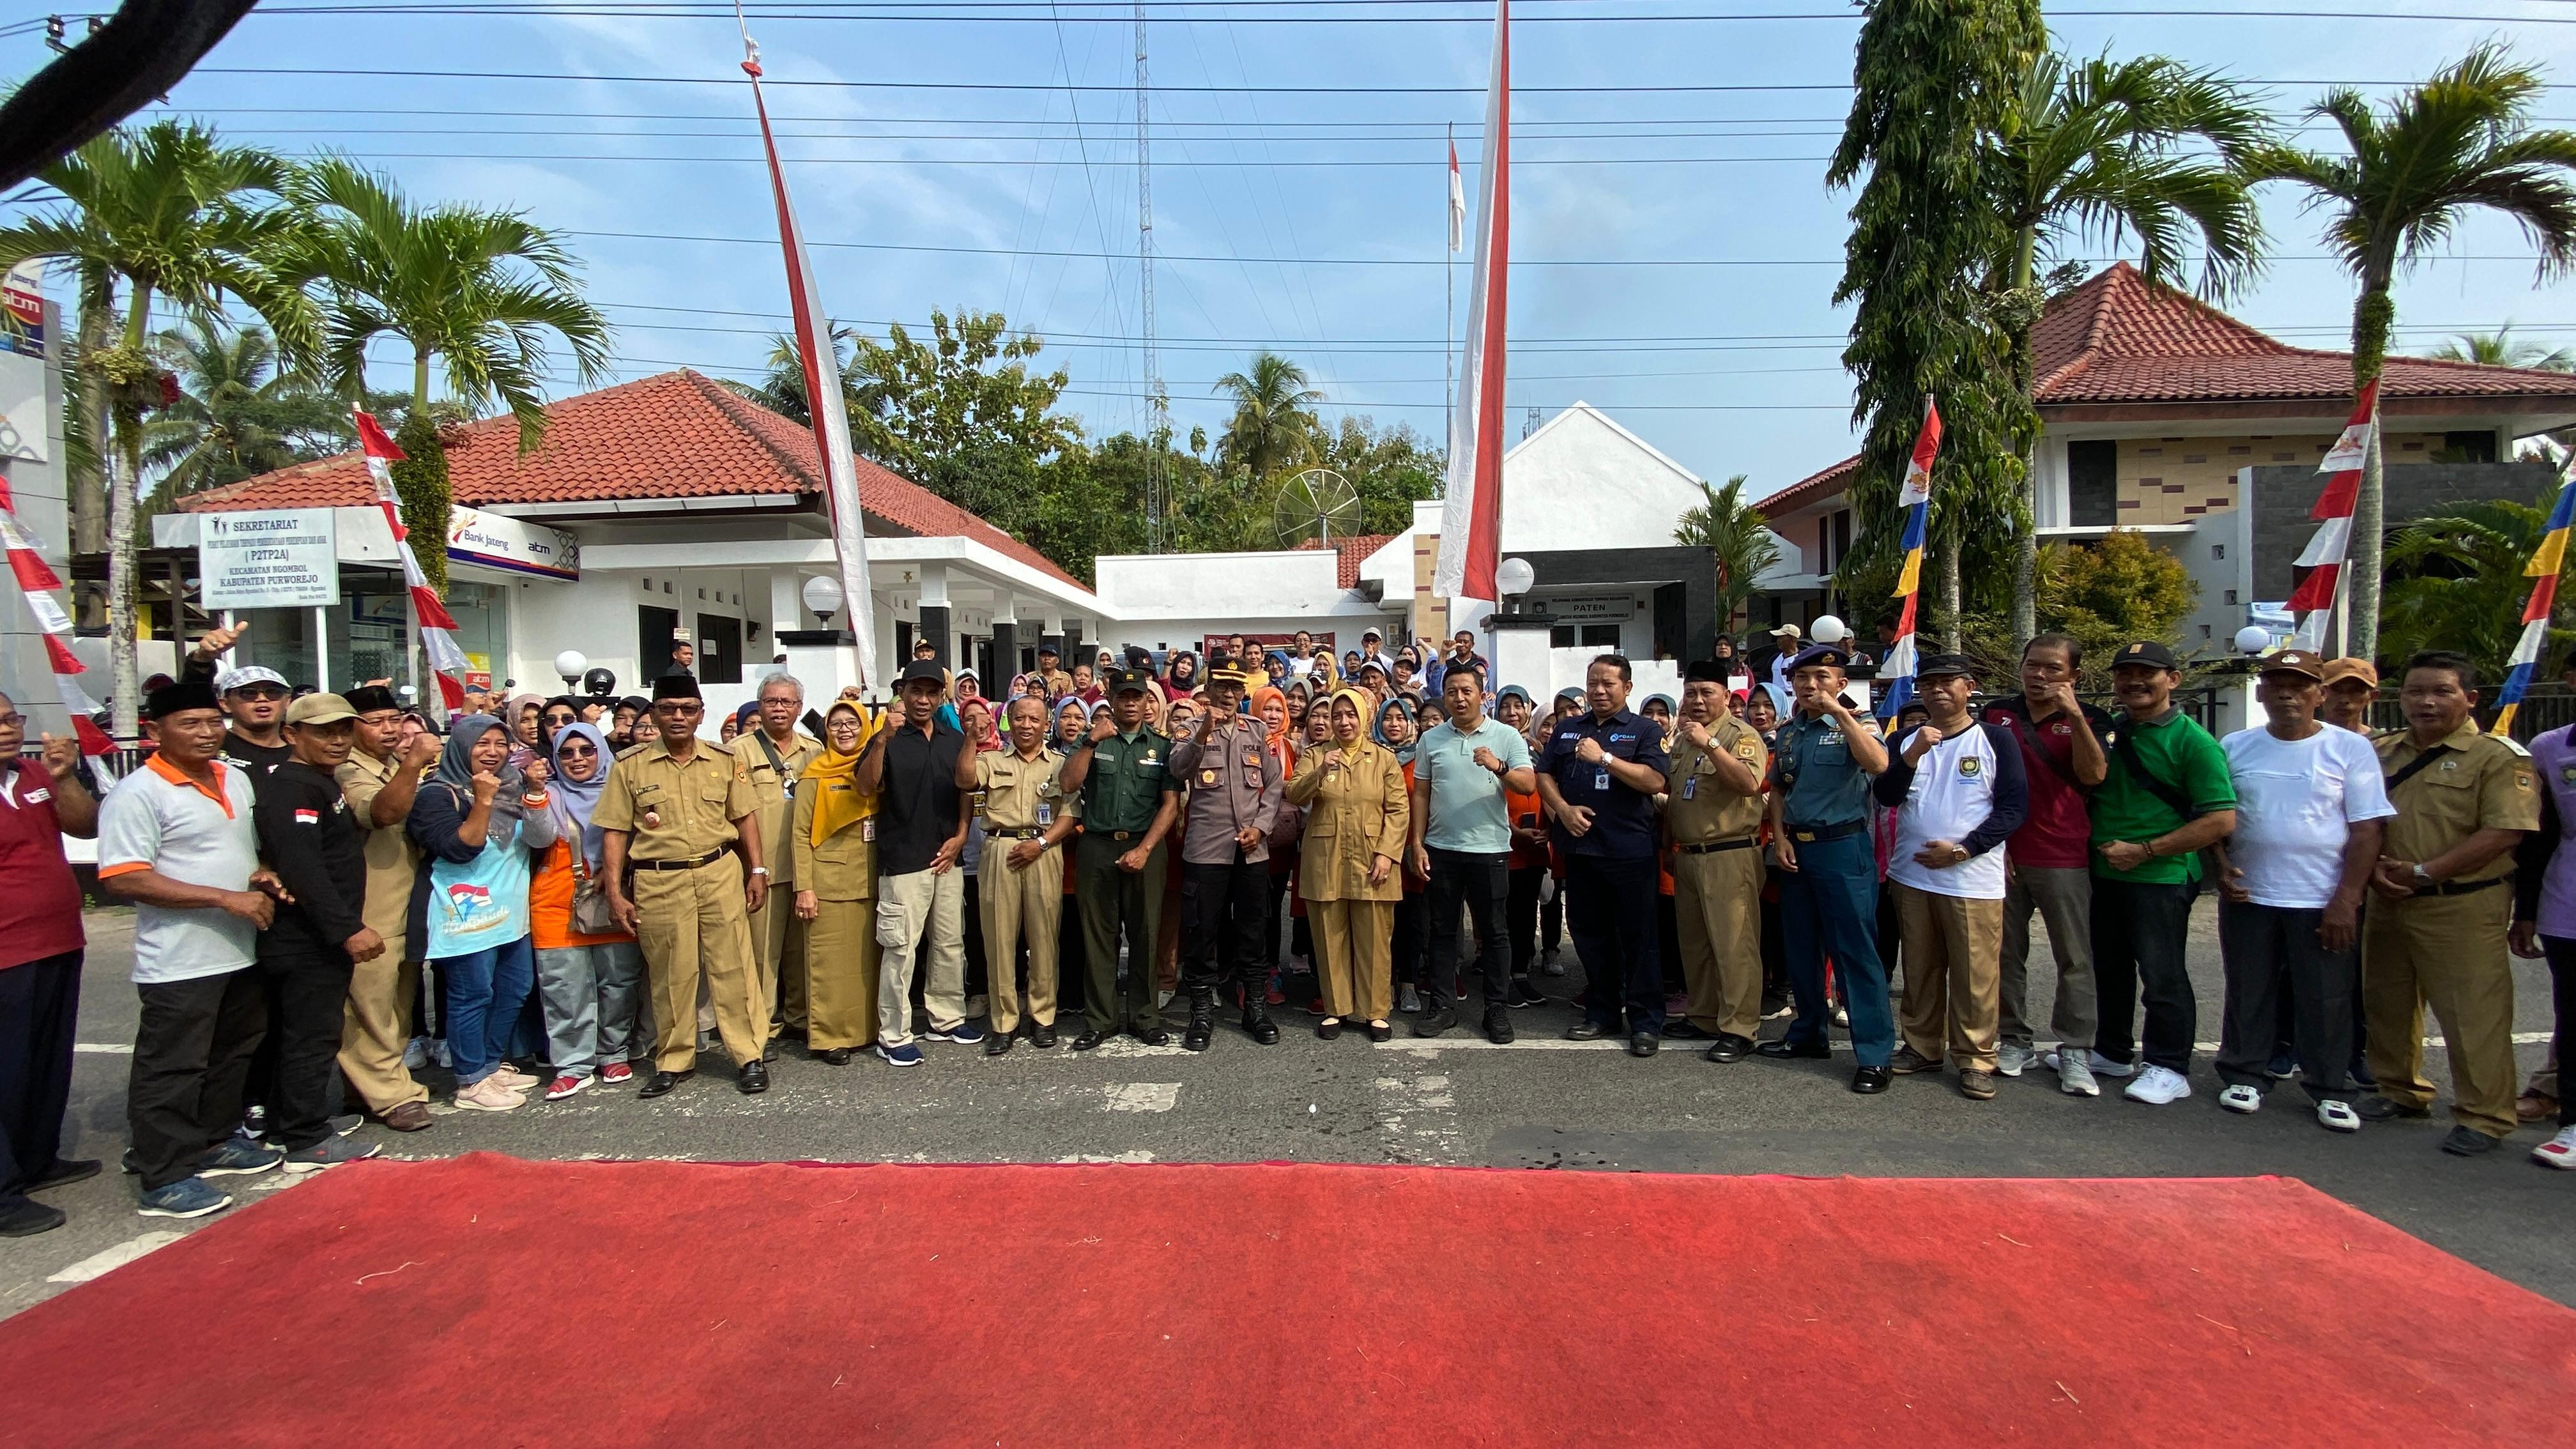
left=138, top=320, right=353, bottom=518
left=1211, top=351, right=1323, bottom=485
left=1673, top=475, right=1782, bottom=635
left=1988, top=50, right=2268, bottom=647
left=726, top=323, right=861, bottom=425
left=0, top=121, right=314, bottom=741
left=2251, top=43, right=2576, bottom=662
left=288, top=156, right=611, bottom=594
left=2380, top=487, right=2572, bottom=684
left=2423, top=325, right=2575, bottom=372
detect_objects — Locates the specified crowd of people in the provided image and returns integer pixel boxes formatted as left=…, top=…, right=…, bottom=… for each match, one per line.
left=2, top=620, right=2573, bottom=1239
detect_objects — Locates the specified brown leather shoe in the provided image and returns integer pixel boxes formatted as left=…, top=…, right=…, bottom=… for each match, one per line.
left=1888, top=1046, right=1942, bottom=1075
left=1959, top=1069, right=1998, bottom=1100
left=381, top=1101, right=434, bottom=1132
left=2518, top=1091, right=2559, bottom=1124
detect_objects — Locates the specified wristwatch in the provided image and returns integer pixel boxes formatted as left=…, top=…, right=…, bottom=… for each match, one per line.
left=750, top=866, right=770, bottom=877
left=2411, top=864, right=2435, bottom=891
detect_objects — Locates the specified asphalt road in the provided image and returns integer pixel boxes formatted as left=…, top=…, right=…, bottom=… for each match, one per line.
left=5, top=901, right=2568, bottom=1321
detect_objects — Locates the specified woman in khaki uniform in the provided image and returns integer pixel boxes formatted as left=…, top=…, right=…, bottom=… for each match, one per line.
left=1285, top=687, right=1411, bottom=1041
left=793, top=701, right=884, bottom=1063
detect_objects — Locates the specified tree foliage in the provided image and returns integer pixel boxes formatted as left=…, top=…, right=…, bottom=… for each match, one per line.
left=1312, top=414, right=1443, bottom=535
left=845, top=309, right=1079, bottom=480
left=2380, top=488, right=2573, bottom=685
left=2250, top=43, right=2576, bottom=661
left=2422, top=325, right=2575, bottom=372
left=1959, top=530, right=2198, bottom=687
left=1673, top=475, right=1782, bottom=631
left=139, top=320, right=355, bottom=521
left=1211, top=351, right=1324, bottom=484
left=1828, top=0, right=2046, bottom=649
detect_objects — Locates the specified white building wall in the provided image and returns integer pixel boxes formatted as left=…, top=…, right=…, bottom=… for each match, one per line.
left=1492, top=404, right=1707, bottom=556
left=0, top=291, right=69, bottom=731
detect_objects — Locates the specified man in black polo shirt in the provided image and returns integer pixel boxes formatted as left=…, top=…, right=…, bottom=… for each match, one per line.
left=854, top=659, right=977, bottom=1066
left=1535, top=654, right=1673, bottom=1055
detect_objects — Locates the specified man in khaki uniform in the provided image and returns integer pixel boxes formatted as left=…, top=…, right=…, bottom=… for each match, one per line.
left=1663, top=660, right=1770, bottom=1063
left=332, top=685, right=440, bottom=1131
left=2360, top=650, right=2539, bottom=1154
left=959, top=694, right=1080, bottom=1054
left=1035, top=643, right=1073, bottom=700
left=732, top=672, right=823, bottom=1041
left=597, top=674, right=772, bottom=1099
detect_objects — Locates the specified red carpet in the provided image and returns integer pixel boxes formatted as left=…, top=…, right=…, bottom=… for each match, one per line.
left=7, top=1155, right=2572, bottom=1446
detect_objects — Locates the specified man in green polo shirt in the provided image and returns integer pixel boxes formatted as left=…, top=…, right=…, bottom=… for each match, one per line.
left=1054, top=667, right=1182, bottom=1048
left=2083, top=640, right=2237, bottom=1106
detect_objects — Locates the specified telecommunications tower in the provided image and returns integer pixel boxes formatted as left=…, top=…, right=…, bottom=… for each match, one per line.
left=1136, top=1, right=1169, bottom=551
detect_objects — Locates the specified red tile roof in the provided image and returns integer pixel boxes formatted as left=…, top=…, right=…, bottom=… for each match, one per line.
left=181, top=371, right=1085, bottom=588
left=1758, top=263, right=2576, bottom=518
left=1291, top=532, right=1397, bottom=589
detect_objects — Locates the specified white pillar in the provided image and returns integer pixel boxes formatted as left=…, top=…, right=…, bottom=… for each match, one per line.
left=312, top=604, right=330, bottom=693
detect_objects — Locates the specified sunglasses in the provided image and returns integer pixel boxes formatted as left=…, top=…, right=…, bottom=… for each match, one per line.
left=558, top=741, right=599, bottom=757
left=232, top=685, right=289, bottom=701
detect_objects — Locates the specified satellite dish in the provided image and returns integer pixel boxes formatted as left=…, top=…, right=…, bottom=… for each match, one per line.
left=1271, top=468, right=1363, bottom=547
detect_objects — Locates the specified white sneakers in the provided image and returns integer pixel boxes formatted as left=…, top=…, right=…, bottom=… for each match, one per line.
left=2047, top=1046, right=2137, bottom=1080
left=2057, top=1051, right=2100, bottom=1097
left=1995, top=1043, right=2035, bottom=1078
left=2218, top=1083, right=2262, bottom=1114
left=2317, top=1100, right=2361, bottom=1133
left=2534, top=1124, right=2576, bottom=1169
left=452, top=1077, right=526, bottom=1112
left=2124, top=1065, right=2192, bottom=1105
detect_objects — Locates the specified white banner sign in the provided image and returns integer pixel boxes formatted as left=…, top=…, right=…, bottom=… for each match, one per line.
left=448, top=506, right=578, bottom=580
left=200, top=509, right=340, bottom=608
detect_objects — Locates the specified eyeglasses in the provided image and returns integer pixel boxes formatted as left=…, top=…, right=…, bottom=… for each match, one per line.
left=558, top=742, right=598, bottom=757
left=232, top=685, right=289, bottom=702
left=542, top=712, right=577, bottom=726
left=0, top=713, right=24, bottom=728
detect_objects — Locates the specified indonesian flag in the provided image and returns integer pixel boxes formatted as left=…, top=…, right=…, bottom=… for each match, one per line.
left=1448, top=133, right=1466, bottom=254
left=2288, top=381, right=2378, bottom=647
left=2494, top=441, right=2576, bottom=737
left=1434, top=0, right=1509, bottom=604
left=0, top=480, right=111, bottom=752
left=1877, top=396, right=1943, bottom=719
left=745, top=40, right=879, bottom=687
left=355, top=410, right=469, bottom=711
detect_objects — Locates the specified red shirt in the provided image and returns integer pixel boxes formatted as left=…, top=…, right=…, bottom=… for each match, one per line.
left=0, top=759, right=87, bottom=969
left=1979, top=696, right=2115, bottom=870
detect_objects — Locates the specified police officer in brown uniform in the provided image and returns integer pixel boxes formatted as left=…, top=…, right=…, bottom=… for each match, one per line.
left=1663, top=660, right=1770, bottom=1063
left=2358, top=650, right=2539, bottom=1155
left=595, top=674, right=774, bottom=1098
left=1167, top=655, right=1286, bottom=1052
left=733, top=672, right=823, bottom=1041
left=333, top=684, right=440, bottom=1131
left=958, top=694, right=1080, bottom=1054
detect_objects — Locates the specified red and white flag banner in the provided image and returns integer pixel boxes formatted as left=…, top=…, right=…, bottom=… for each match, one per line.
left=2287, top=381, right=2378, bottom=647
left=355, top=410, right=469, bottom=710
left=0, top=479, right=111, bottom=752
left=744, top=34, right=878, bottom=687
left=1433, top=0, right=1509, bottom=604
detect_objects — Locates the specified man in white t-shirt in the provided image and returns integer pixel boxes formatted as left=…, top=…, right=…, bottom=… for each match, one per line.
left=1871, top=654, right=2028, bottom=1100
left=2212, top=648, right=2395, bottom=1132
left=96, top=680, right=289, bottom=1220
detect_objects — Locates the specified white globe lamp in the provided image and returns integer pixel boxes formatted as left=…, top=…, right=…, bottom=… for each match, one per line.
left=801, top=574, right=845, bottom=625
left=2234, top=625, right=2272, bottom=657
left=1495, top=556, right=1535, bottom=599
left=1809, top=615, right=1848, bottom=645
left=553, top=650, right=587, bottom=687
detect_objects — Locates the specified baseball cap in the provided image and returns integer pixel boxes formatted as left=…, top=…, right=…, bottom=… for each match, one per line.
left=2112, top=640, right=2181, bottom=671
left=2321, top=657, right=2378, bottom=688
left=213, top=664, right=288, bottom=694
left=285, top=692, right=358, bottom=726
left=896, top=659, right=947, bottom=687
left=2257, top=648, right=2326, bottom=681
left=1772, top=623, right=1804, bottom=638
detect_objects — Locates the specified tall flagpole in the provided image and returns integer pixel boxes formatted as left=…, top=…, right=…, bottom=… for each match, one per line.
left=1445, top=121, right=1456, bottom=473
left=1433, top=0, right=1508, bottom=607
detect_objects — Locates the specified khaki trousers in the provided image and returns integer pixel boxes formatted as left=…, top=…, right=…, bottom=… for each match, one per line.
left=2364, top=888, right=2518, bottom=1138
left=1892, top=880, right=2004, bottom=1072
left=981, top=841, right=1064, bottom=1032
left=636, top=854, right=767, bottom=1072
left=1314, top=898, right=1394, bottom=1022
left=877, top=866, right=967, bottom=1048
left=748, top=887, right=811, bottom=1031
left=336, top=933, right=427, bottom=1112
left=806, top=896, right=882, bottom=1052
left=1672, top=845, right=1763, bottom=1039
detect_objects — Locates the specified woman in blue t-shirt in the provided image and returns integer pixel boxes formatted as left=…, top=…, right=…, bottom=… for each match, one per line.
left=408, top=714, right=558, bottom=1112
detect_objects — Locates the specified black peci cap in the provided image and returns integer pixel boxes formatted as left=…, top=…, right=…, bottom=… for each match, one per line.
left=145, top=679, right=220, bottom=719
left=652, top=673, right=703, bottom=702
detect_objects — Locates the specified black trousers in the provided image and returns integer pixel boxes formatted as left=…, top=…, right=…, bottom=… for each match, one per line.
left=2216, top=900, right=2356, bottom=1103
left=1425, top=849, right=1512, bottom=1013
left=1540, top=880, right=1563, bottom=953
left=1506, top=865, right=1543, bottom=979
left=1759, top=867, right=1787, bottom=1004
left=1180, top=857, right=1268, bottom=999
left=1077, top=835, right=1165, bottom=1035
left=2091, top=878, right=2196, bottom=1073
left=1057, top=891, right=1087, bottom=1015
left=129, top=967, right=268, bottom=1191
left=2545, top=937, right=2576, bottom=1128
left=1392, top=891, right=1426, bottom=987
left=0, top=949, right=83, bottom=1209
left=259, top=948, right=356, bottom=1151
left=1569, top=853, right=1664, bottom=1034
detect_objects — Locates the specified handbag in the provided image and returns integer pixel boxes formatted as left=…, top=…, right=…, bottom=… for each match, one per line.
left=569, top=845, right=622, bottom=935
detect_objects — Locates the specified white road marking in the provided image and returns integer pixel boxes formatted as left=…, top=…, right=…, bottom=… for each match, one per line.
left=1101, top=1082, right=1180, bottom=1113
left=46, top=1232, right=182, bottom=1284
left=1373, top=1071, right=1466, bottom=1164
left=1382, top=1032, right=2557, bottom=1055
left=1055, top=1150, right=1158, bottom=1163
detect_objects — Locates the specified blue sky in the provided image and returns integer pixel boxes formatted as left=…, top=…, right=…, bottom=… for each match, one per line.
left=9, top=1, right=2576, bottom=498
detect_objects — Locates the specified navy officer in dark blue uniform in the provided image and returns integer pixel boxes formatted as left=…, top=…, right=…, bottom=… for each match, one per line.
left=1756, top=642, right=1899, bottom=1091
left=1536, top=653, right=1673, bottom=1056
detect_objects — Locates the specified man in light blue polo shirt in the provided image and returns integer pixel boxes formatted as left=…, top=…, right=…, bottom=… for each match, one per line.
left=1409, top=661, right=1537, bottom=1042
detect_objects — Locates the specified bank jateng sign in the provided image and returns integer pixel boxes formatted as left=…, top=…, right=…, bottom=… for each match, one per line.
left=200, top=509, right=340, bottom=608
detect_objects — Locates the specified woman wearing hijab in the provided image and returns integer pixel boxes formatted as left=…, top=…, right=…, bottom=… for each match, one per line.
left=1165, top=650, right=1200, bottom=696
left=505, top=693, right=546, bottom=766
left=408, top=714, right=560, bottom=1112
left=793, top=700, right=885, bottom=1063
left=1054, top=697, right=1091, bottom=749
left=527, top=721, right=644, bottom=1100
left=538, top=696, right=581, bottom=755
left=1372, top=695, right=1433, bottom=1014
left=1286, top=688, right=1410, bottom=1040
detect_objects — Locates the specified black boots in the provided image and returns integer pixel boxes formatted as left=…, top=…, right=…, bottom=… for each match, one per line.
left=1241, top=990, right=1280, bottom=1046
left=1184, top=988, right=1217, bottom=1053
